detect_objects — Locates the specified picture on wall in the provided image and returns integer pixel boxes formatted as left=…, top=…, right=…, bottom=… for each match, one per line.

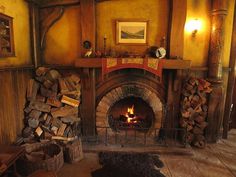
left=116, top=20, right=148, bottom=44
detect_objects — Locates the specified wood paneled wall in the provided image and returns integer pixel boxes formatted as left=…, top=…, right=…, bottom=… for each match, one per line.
left=0, top=69, right=33, bottom=144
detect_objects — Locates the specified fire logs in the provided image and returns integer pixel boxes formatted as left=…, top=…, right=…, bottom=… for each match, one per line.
left=20, top=67, right=81, bottom=144
left=180, top=78, right=212, bottom=148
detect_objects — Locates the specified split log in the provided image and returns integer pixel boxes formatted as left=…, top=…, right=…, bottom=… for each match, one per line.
left=40, top=87, right=57, bottom=98
left=51, top=136, right=77, bottom=141
left=28, top=118, right=39, bottom=128
left=70, top=74, right=80, bottom=84
left=29, top=101, right=51, bottom=113
left=59, top=78, right=69, bottom=94
left=36, top=95, right=46, bottom=102
left=29, top=110, right=41, bottom=119
left=57, top=123, right=67, bottom=136
left=35, top=67, right=50, bottom=76
left=24, top=107, right=32, bottom=114
left=61, top=116, right=81, bottom=124
left=43, top=79, right=54, bottom=89
left=27, top=79, right=39, bottom=101
left=61, top=95, right=80, bottom=107
left=39, top=113, right=48, bottom=122
left=46, top=97, right=62, bottom=108
left=51, top=106, right=78, bottom=118
left=35, top=126, right=43, bottom=137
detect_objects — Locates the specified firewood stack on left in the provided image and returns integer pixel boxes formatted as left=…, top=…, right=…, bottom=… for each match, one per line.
left=19, top=67, right=81, bottom=144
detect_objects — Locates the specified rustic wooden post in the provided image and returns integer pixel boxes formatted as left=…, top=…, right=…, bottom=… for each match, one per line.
left=80, top=0, right=96, bottom=136
left=80, top=68, right=96, bottom=136
left=28, top=1, right=41, bottom=68
left=80, top=0, right=96, bottom=56
left=166, top=0, right=187, bottom=130
left=206, top=0, right=227, bottom=142
left=223, top=1, right=236, bottom=139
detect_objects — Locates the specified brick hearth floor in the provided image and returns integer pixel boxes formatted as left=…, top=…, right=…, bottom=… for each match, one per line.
left=57, top=129, right=236, bottom=177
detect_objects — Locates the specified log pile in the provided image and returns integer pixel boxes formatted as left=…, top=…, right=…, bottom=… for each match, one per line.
left=20, top=67, right=81, bottom=144
left=92, top=152, right=165, bottom=177
left=180, top=77, right=212, bottom=148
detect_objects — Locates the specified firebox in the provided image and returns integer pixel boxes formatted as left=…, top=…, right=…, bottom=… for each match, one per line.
left=108, top=97, right=154, bottom=132
left=96, top=84, right=164, bottom=138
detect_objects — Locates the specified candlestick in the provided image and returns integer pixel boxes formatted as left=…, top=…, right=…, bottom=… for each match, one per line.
left=103, top=35, right=107, bottom=57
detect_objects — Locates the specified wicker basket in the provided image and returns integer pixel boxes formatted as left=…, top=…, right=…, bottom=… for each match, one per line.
left=63, top=138, right=83, bottom=163
left=18, top=142, right=64, bottom=176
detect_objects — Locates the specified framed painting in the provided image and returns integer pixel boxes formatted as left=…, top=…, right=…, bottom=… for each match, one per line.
left=116, top=20, right=148, bottom=45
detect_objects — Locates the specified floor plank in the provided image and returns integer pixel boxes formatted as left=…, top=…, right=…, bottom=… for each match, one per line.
left=193, top=146, right=235, bottom=177
left=162, top=155, right=203, bottom=177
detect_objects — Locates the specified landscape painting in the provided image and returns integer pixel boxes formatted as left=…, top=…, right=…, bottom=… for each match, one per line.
left=116, top=20, right=148, bottom=44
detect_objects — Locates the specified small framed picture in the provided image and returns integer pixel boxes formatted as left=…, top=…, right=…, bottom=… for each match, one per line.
left=116, top=20, right=148, bottom=45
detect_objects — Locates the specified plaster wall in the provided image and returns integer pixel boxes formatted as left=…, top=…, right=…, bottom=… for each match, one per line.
left=0, top=0, right=31, bottom=67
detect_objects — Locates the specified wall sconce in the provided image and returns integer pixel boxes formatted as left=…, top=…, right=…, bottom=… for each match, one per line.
left=185, top=19, right=202, bottom=37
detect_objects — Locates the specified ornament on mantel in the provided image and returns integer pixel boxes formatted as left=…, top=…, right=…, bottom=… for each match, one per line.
left=84, top=48, right=93, bottom=58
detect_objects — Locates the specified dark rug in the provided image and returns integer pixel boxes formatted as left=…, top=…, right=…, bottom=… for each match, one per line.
left=91, top=151, right=165, bottom=177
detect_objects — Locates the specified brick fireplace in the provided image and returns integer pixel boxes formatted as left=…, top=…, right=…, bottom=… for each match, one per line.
left=77, top=58, right=191, bottom=142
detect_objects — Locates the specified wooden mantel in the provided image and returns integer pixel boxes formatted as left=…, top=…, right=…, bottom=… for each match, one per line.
left=75, top=58, right=191, bottom=69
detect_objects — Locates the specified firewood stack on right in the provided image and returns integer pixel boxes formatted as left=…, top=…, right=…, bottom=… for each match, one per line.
left=180, top=77, right=212, bottom=148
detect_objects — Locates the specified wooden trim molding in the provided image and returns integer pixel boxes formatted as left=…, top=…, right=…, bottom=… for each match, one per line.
left=0, top=65, right=34, bottom=72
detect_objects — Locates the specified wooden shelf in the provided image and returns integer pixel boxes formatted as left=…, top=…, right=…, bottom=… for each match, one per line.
left=75, top=58, right=191, bottom=69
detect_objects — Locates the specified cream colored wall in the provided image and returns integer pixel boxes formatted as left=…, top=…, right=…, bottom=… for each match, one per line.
left=0, top=0, right=31, bottom=67
left=183, top=0, right=235, bottom=67
left=96, top=0, right=169, bottom=56
left=183, top=0, right=211, bottom=67
left=223, top=0, right=235, bottom=67
left=43, top=6, right=81, bottom=66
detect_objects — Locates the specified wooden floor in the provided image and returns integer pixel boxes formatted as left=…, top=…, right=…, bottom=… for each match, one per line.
left=58, top=129, right=236, bottom=177
left=161, top=129, right=236, bottom=177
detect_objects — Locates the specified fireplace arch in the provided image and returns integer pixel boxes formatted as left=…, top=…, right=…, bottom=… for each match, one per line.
left=96, top=84, right=164, bottom=134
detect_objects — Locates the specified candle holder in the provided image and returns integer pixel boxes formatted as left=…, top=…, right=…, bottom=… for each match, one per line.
left=103, top=35, right=107, bottom=57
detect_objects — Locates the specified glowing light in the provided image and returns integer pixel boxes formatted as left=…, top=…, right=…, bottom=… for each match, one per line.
left=185, top=19, right=202, bottom=36
left=125, top=105, right=137, bottom=123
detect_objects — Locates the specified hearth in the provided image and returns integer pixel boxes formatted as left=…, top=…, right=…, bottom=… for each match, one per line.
left=108, top=97, right=154, bottom=132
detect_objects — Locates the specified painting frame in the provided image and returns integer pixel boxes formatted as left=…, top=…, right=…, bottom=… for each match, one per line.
left=116, top=20, right=148, bottom=45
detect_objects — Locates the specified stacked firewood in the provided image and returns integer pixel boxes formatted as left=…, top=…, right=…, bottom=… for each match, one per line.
left=180, top=77, right=212, bottom=148
left=20, top=67, right=81, bottom=144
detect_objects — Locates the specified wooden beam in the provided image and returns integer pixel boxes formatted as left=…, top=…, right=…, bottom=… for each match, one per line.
left=80, top=68, right=96, bottom=136
left=223, top=1, right=236, bottom=139
left=169, top=0, right=187, bottom=58
left=28, top=2, right=41, bottom=68
left=75, top=58, right=191, bottom=69
left=39, top=0, right=80, bottom=8
left=80, top=0, right=96, bottom=56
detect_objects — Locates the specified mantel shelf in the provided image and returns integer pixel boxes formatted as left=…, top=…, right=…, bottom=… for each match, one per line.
left=75, top=58, right=191, bottom=69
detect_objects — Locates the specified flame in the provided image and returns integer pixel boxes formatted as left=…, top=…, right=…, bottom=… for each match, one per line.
left=127, top=105, right=134, bottom=114
left=125, top=105, right=137, bottom=123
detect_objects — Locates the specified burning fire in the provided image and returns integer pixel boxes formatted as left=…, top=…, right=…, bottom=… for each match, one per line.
left=125, top=105, right=137, bottom=123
